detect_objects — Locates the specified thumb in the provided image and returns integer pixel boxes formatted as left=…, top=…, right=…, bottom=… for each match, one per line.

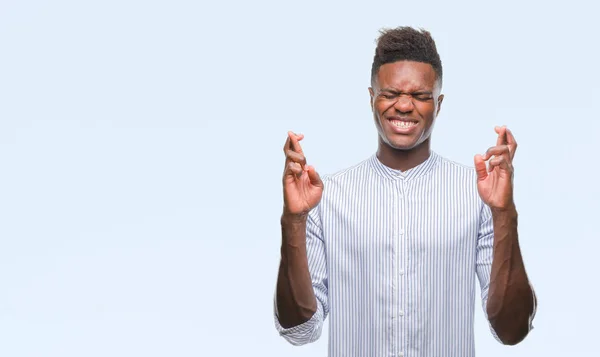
left=306, top=165, right=323, bottom=188
left=474, top=154, right=488, bottom=181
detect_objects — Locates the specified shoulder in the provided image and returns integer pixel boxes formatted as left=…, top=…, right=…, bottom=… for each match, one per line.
left=433, top=152, right=489, bottom=212
left=432, top=152, right=478, bottom=181
left=432, top=151, right=486, bottom=201
left=320, top=156, right=372, bottom=186
left=307, top=158, right=371, bottom=225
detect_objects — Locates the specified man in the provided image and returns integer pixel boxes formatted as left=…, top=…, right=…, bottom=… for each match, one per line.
left=274, top=27, right=537, bottom=357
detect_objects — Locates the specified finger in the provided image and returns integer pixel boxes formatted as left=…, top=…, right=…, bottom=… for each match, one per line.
left=283, top=135, right=291, bottom=154
left=488, top=155, right=511, bottom=172
left=483, top=145, right=510, bottom=161
left=495, top=126, right=507, bottom=146
left=284, top=162, right=304, bottom=178
left=505, top=128, right=517, bottom=159
left=283, top=131, right=304, bottom=153
left=474, top=154, right=488, bottom=181
left=285, top=149, right=307, bottom=168
left=306, top=165, right=323, bottom=188
left=289, top=132, right=304, bottom=154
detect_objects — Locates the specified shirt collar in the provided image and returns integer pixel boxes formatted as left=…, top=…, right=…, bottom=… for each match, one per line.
left=368, top=150, right=440, bottom=181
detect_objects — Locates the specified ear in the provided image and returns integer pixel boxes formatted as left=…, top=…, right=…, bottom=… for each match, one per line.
left=368, top=87, right=374, bottom=111
left=436, top=94, right=444, bottom=116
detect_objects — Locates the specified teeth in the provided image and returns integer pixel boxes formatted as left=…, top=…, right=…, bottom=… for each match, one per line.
left=391, top=120, right=416, bottom=128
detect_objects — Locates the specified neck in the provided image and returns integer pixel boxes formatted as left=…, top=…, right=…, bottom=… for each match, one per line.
left=377, top=139, right=431, bottom=172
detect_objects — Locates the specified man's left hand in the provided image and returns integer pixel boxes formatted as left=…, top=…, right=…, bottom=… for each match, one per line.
left=474, top=126, right=517, bottom=211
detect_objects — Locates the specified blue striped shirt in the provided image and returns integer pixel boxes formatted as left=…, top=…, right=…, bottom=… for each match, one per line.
left=274, top=151, right=536, bottom=357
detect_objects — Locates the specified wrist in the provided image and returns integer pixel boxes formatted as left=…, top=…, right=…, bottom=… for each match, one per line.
left=281, top=211, right=309, bottom=224
left=280, top=212, right=308, bottom=244
left=491, top=204, right=518, bottom=225
left=490, top=202, right=517, bottom=216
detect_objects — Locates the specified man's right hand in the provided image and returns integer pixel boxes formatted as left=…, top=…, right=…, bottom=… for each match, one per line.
left=282, top=131, right=323, bottom=217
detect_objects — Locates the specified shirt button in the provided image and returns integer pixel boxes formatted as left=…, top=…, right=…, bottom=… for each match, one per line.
left=399, top=269, right=405, bottom=275
left=399, top=352, right=404, bottom=357
left=399, top=228, right=405, bottom=235
left=399, top=310, right=404, bottom=316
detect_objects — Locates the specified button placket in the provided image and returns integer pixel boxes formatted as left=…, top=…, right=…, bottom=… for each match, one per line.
left=392, top=179, right=400, bottom=351
left=398, top=180, right=408, bottom=354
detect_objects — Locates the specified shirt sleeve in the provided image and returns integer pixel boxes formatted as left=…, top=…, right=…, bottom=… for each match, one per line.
left=475, top=203, right=537, bottom=343
left=273, top=205, right=329, bottom=346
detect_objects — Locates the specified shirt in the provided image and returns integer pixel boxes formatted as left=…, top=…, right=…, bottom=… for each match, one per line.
left=274, top=151, right=536, bottom=357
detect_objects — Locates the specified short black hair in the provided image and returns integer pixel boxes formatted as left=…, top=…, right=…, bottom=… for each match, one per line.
left=371, top=27, right=443, bottom=85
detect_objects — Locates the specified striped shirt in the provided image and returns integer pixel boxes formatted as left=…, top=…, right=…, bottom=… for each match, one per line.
left=274, top=150, right=536, bottom=357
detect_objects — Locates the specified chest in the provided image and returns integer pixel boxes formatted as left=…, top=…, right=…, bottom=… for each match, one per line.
left=321, top=179, right=481, bottom=264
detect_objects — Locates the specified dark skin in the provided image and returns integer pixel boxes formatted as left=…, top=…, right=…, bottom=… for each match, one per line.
left=368, top=61, right=443, bottom=171
left=474, top=127, right=537, bottom=345
left=276, top=132, right=322, bottom=328
left=276, top=60, right=535, bottom=345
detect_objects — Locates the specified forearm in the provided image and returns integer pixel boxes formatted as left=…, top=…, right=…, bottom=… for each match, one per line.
left=276, top=214, right=318, bottom=328
left=486, top=205, right=535, bottom=345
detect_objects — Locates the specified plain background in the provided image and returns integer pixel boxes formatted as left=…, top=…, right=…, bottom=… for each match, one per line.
left=1, top=0, right=598, bottom=356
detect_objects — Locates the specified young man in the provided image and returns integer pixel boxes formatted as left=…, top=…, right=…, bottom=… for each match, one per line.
left=274, top=27, right=537, bottom=357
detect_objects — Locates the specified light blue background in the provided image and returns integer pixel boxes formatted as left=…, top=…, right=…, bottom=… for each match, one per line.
left=1, top=1, right=598, bottom=356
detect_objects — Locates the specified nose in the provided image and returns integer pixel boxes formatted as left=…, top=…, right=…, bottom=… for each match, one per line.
left=394, top=95, right=414, bottom=113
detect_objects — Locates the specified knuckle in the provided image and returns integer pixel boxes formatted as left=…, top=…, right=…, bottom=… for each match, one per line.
left=287, top=150, right=298, bottom=160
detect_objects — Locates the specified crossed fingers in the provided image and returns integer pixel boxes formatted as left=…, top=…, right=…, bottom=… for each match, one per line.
left=482, top=126, right=517, bottom=172
left=283, top=131, right=307, bottom=178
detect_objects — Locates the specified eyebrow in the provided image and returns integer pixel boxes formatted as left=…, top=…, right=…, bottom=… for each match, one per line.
left=379, top=88, right=433, bottom=94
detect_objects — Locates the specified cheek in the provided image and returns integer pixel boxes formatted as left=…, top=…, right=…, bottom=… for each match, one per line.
left=374, top=101, right=394, bottom=117
left=416, top=103, right=436, bottom=118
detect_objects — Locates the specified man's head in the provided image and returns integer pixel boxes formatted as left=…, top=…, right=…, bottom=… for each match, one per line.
left=369, top=27, right=444, bottom=152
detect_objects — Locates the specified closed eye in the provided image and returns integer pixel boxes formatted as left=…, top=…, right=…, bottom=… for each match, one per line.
left=412, top=92, right=433, bottom=101
left=379, top=92, right=398, bottom=100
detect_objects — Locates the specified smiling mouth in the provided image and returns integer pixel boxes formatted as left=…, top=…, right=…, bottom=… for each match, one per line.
left=389, top=119, right=418, bottom=128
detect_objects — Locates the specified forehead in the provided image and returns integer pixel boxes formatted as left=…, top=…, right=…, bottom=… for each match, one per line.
left=375, top=61, right=438, bottom=90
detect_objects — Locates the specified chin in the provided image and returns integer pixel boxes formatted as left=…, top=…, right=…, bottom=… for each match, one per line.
left=383, top=134, right=423, bottom=151
left=390, top=142, right=419, bottom=151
